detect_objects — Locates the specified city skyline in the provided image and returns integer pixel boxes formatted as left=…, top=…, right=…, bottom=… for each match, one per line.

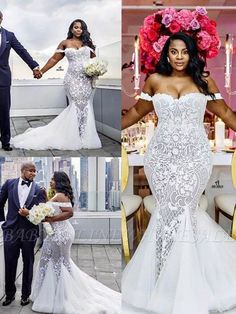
left=0, top=157, right=120, bottom=212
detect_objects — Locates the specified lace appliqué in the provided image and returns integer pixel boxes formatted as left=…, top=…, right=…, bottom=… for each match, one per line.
left=76, top=106, right=89, bottom=138
left=32, top=202, right=74, bottom=295
left=143, top=93, right=213, bottom=279
left=63, top=47, right=93, bottom=140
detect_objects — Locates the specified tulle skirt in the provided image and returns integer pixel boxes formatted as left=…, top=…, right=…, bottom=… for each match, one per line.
left=11, top=94, right=101, bottom=150
left=31, top=258, right=121, bottom=314
left=122, top=207, right=236, bottom=314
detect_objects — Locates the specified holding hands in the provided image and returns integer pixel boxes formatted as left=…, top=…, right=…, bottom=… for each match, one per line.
left=33, top=68, right=43, bottom=79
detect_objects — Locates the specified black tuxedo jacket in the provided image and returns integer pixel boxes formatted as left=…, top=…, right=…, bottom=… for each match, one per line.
left=0, top=27, right=39, bottom=86
left=0, top=178, right=46, bottom=235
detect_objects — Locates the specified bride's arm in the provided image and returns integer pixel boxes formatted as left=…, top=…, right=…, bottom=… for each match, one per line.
left=45, top=193, right=73, bottom=222
left=45, top=206, right=73, bottom=222
left=40, top=40, right=66, bottom=75
left=121, top=74, right=156, bottom=130
left=206, top=76, right=236, bottom=131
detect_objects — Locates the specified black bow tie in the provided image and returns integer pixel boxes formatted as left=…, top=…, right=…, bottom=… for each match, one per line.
left=21, top=180, right=31, bottom=187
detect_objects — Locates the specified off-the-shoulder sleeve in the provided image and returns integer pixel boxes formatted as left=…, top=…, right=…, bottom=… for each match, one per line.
left=55, top=49, right=65, bottom=53
left=206, top=93, right=223, bottom=101
left=48, top=201, right=72, bottom=207
left=57, top=202, right=72, bottom=207
left=139, top=92, right=153, bottom=101
left=86, top=46, right=95, bottom=53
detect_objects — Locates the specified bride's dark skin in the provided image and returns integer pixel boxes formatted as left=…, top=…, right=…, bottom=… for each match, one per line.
left=122, top=39, right=236, bottom=132
left=44, top=177, right=73, bottom=223
left=40, top=21, right=95, bottom=76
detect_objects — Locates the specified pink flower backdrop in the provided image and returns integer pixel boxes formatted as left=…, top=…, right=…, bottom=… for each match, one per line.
left=139, top=7, right=221, bottom=74
left=122, top=6, right=236, bottom=110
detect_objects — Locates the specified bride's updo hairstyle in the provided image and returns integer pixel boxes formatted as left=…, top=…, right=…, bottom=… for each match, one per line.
left=67, top=19, right=96, bottom=52
left=53, top=171, right=74, bottom=206
left=156, top=32, right=214, bottom=98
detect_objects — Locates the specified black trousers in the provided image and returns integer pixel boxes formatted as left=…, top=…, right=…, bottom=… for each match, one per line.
left=3, top=229, right=37, bottom=299
left=0, top=86, right=11, bottom=146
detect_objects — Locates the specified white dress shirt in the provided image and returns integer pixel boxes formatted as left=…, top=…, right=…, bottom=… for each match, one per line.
left=18, top=178, right=32, bottom=208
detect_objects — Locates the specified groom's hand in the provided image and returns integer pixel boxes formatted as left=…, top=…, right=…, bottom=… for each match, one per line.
left=33, top=69, right=42, bottom=79
left=18, top=207, right=29, bottom=217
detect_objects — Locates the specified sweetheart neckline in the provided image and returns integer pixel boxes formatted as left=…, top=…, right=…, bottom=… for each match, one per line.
left=47, top=201, right=71, bottom=204
left=64, top=46, right=86, bottom=51
left=152, top=92, right=206, bottom=101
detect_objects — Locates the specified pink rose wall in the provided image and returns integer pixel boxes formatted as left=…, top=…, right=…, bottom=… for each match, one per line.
left=122, top=7, right=236, bottom=111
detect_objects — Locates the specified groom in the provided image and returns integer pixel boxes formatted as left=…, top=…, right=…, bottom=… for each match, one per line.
left=0, top=10, right=42, bottom=151
left=0, top=162, right=46, bottom=306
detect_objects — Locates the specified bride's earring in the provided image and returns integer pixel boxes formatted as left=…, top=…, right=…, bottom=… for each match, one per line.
left=167, top=57, right=170, bottom=63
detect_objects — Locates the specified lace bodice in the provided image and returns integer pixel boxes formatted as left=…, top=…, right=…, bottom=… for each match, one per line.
left=64, top=47, right=92, bottom=76
left=141, top=91, right=222, bottom=128
left=47, top=201, right=72, bottom=215
left=153, top=92, right=207, bottom=125
left=65, top=46, right=92, bottom=60
left=144, top=93, right=213, bottom=159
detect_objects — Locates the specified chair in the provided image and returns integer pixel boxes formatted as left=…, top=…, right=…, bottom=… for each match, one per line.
left=121, top=146, right=142, bottom=263
left=215, top=194, right=236, bottom=223
left=231, top=204, right=236, bottom=239
left=214, top=150, right=236, bottom=226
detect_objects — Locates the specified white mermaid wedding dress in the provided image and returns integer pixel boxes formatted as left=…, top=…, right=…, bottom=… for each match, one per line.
left=31, top=201, right=121, bottom=314
left=122, top=92, right=236, bottom=314
left=11, top=47, right=101, bottom=150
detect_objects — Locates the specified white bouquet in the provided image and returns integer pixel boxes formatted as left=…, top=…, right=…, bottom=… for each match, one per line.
left=28, top=203, right=55, bottom=235
left=84, top=59, right=108, bottom=78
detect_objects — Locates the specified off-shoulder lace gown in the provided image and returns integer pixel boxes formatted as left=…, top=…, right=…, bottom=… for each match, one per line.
left=122, top=93, right=236, bottom=314
left=11, top=47, right=101, bottom=150
left=31, top=202, right=120, bottom=314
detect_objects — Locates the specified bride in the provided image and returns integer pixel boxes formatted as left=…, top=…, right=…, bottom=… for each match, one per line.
left=122, top=8, right=236, bottom=314
left=11, top=19, right=102, bottom=150
left=30, top=171, right=121, bottom=314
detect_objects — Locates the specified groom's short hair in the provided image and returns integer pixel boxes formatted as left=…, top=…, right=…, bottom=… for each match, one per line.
left=21, top=162, right=36, bottom=172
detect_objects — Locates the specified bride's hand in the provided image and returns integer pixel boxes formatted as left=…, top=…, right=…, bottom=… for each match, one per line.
left=44, top=216, right=53, bottom=222
left=18, top=207, right=29, bottom=217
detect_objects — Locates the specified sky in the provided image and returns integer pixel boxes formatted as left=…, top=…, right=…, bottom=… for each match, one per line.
left=1, top=0, right=121, bottom=79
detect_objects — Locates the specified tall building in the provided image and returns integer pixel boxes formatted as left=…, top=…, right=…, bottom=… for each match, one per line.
left=105, top=158, right=120, bottom=211
left=1, top=157, right=31, bottom=184
left=79, top=158, right=88, bottom=211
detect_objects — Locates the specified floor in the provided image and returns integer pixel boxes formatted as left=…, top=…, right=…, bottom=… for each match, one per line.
left=0, top=116, right=121, bottom=157
left=0, top=244, right=121, bottom=314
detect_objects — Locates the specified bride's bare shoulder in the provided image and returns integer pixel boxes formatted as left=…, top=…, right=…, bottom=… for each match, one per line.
left=144, top=73, right=165, bottom=92
left=53, top=192, right=70, bottom=203
left=202, top=75, right=219, bottom=92
left=57, top=39, right=69, bottom=50
left=146, top=73, right=165, bottom=86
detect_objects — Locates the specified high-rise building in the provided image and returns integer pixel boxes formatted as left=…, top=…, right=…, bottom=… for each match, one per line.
left=105, top=158, right=120, bottom=211
left=1, top=157, right=31, bottom=184
left=79, top=158, right=88, bottom=211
